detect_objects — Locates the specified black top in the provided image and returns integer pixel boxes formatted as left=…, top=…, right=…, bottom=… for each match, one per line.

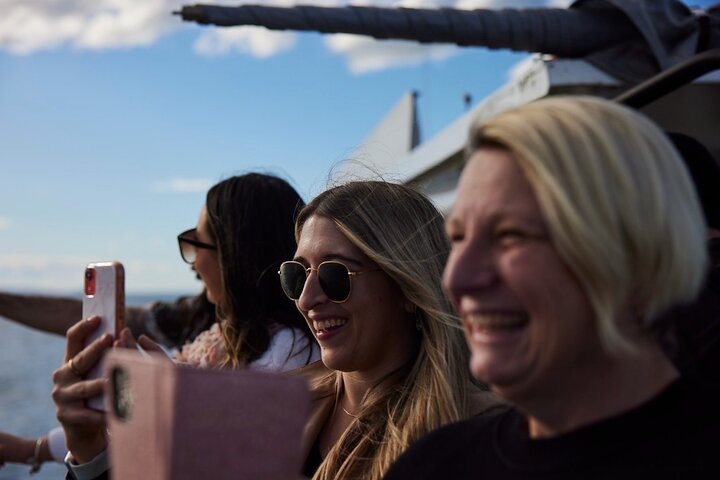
left=667, top=238, right=720, bottom=380
left=303, top=440, right=323, bottom=477
left=384, top=376, right=720, bottom=479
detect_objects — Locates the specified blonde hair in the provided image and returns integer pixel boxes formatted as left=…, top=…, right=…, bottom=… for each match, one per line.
left=467, top=95, right=708, bottom=353
left=296, top=181, right=475, bottom=480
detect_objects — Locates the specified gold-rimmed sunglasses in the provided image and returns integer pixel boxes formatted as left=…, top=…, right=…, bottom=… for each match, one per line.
left=278, top=260, right=378, bottom=303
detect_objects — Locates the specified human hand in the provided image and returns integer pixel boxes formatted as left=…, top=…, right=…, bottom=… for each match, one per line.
left=52, top=316, right=113, bottom=464
left=117, top=328, right=172, bottom=362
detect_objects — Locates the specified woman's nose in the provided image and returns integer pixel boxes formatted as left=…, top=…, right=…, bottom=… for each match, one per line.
left=296, top=270, right=328, bottom=311
left=443, top=239, right=498, bottom=303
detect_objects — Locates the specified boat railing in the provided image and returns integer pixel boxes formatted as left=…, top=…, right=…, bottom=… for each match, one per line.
left=614, top=48, right=720, bottom=108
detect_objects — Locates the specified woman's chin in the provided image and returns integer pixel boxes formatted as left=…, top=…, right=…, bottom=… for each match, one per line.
left=470, top=354, right=525, bottom=393
left=320, top=350, right=353, bottom=372
left=204, top=288, right=221, bottom=306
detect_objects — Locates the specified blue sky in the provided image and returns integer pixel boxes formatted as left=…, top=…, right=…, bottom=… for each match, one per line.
left=0, top=0, right=714, bottom=295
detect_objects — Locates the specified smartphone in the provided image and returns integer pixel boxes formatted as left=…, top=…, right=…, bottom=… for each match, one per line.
left=104, top=349, right=311, bottom=480
left=82, top=261, right=125, bottom=410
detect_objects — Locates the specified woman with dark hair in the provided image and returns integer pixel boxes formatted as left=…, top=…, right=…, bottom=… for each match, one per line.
left=178, top=173, right=318, bottom=369
left=52, top=173, right=319, bottom=477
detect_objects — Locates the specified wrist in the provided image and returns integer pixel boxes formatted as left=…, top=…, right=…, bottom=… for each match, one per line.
left=71, top=433, right=108, bottom=465
left=39, top=434, right=53, bottom=462
left=25, top=436, right=45, bottom=474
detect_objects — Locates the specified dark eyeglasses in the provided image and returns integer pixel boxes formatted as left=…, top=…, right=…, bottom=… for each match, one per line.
left=177, top=228, right=217, bottom=264
left=278, top=260, right=379, bottom=303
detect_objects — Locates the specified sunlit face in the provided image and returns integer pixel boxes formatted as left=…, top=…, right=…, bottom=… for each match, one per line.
left=294, top=215, right=415, bottom=377
left=443, top=148, right=606, bottom=401
left=193, top=206, right=223, bottom=306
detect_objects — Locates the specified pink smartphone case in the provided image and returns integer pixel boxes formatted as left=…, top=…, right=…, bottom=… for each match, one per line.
left=104, top=350, right=311, bottom=479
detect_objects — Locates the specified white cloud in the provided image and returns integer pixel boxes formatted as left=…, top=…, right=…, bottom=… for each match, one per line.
left=0, top=0, right=180, bottom=55
left=0, top=216, right=11, bottom=230
left=74, top=1, right=178, bottom=50
left=326, top=34, right=458, bottom=73
left=1, top=0, right=568, bottom=70
left=151, top=178, right=213, bottom=193
left=194, top=26, right=297, bottom=58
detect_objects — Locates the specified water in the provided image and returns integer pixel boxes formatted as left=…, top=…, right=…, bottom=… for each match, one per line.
left=0, top=293, right=186, bottom=479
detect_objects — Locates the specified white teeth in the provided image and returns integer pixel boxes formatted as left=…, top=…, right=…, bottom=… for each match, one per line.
left=313, top=318, right=348, bottom=332
left=465, top=313, right=527, bottom=329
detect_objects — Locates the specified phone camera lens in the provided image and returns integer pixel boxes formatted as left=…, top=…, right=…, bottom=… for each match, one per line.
left=111, top=367, right=133, bottom=422
left=85, top=269, right=93, bottom=280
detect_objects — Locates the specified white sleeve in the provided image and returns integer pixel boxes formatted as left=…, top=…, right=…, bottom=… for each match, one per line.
left=64, top=449, right=109, bottom=480
left=47, top=426, right=69, bottom=463
left=249, top=328, right=320, bottom=372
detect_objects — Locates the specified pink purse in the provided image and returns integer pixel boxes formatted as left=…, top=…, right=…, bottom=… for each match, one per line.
left=104, top=350, right=310, bottom=479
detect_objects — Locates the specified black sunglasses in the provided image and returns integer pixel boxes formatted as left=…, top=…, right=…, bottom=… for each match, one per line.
left=177, top=228, right=217, bottom=264
left=278, top=260, right=379, bottom=303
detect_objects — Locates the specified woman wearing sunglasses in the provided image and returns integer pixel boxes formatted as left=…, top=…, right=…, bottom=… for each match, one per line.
left=53, top=173, right=320, bottom=478
left=279, top=181, right=499, bottom=480
left=171, top=174, right=318, bottom=369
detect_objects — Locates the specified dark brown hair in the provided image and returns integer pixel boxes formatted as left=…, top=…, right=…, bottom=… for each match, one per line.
left=205, top=173, right=313, bottom=366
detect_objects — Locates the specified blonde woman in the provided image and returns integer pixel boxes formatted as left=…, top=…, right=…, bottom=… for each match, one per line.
left=278, top=181, right=499, bottom=479
left=384, top=96, right=719, bottom=478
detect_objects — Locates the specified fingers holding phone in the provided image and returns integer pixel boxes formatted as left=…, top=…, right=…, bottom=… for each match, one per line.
left=61, top=316, right=114, bottom=379
left=52, top=316, right=114, bottom=464
left=50, top=262, right=126, bottom=465
left=116, top=327, right=138, bottom=349
left=116, top=328, right=172, bottom=363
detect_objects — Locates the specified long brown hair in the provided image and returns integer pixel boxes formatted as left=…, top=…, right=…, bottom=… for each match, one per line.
left=297, top=181, right=475, bottom=480
left=205, top=173, right=314, bottom=367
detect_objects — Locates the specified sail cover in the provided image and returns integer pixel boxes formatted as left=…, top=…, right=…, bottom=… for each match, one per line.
left=176, top=1, right=720, bottom=82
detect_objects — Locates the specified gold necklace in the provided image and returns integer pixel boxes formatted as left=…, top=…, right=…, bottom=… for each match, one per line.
left=340, top=404, right=357, bottom=418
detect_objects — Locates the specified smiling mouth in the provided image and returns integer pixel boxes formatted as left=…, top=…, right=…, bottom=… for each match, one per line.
left=465, top=313, right=528, bottom=330
left=313, top=318, right=348, bottom=334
